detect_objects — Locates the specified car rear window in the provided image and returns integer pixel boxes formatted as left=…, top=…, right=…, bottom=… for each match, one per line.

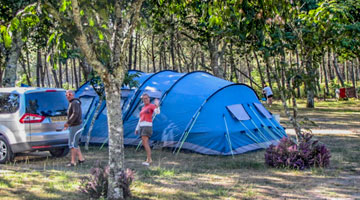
left=25, top=91, right=68, bottom=116
left=0, top=93, right=19, bottom=114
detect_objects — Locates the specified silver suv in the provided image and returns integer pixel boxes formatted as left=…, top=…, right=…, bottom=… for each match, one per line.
left=0, top=87, right=70, bottom=164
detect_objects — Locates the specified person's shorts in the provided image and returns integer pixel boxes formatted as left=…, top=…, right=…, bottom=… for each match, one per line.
left=68, top=124, right=83, bottom=149
left=267, top=95, right=273, bottom=98
left=140, top=126, right=152, bottom=137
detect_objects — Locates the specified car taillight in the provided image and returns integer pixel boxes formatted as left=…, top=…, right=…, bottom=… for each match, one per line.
left=19, top=113, right=45, bottom=123
left=45, top=90, right=57, bottom=92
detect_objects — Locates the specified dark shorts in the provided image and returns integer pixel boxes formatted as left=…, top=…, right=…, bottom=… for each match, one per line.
left=140, top=126, right=152, bottom=137
left=68, top=124, right=83, bottom=149
left=267, top=95, right=273, bottom=98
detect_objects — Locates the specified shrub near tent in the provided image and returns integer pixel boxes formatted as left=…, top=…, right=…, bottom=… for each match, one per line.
left=76, top=70, right=288, bottom=155
left=265, top=133, right=331, bottom=169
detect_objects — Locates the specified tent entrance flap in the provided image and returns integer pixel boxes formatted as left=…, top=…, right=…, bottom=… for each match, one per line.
left=226, top=104, right=250, bottom=121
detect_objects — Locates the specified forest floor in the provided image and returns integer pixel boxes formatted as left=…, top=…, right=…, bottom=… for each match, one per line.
left=0, top=99, right=359, bottom=200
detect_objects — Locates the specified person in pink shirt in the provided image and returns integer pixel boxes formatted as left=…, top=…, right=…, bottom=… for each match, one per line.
left=135, top=93, right=160, bottom=166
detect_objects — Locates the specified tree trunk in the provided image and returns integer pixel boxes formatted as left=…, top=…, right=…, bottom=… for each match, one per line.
left=273, top=56, right=302, bottom=141
left=138, top=32, right=142, bottom=71
left=65, top=60, right=69, bottom=84
left=356, top=57, right=360, bottom=82
left=208, top=37, right=224, bottom=78
left=41, top=50, right=46, bottom=87
left=327, top=49, right=334, bottom=80
left=2, top=32, right=23, bottom=87
left=177, top=43, right=183, bottom=73
left=79, top=58, right=91, bottom=81
left=73, top=58, right=79, bottom=89
left=295, top=49, right=301, bottom=97
left=45, top=56, right=51, bottom=87
left=229, top=43, right=238, bottom=83
left=151, top=33, right=156, bottom=72
left=128, top=35, right=133, bottom=70
left=305, top=54, right=315, bottom=108
left=25, top=44, right=32, bottom=85
left=333, top=52, right=345, bottom=87
left=245, top=54, right=253, bottom=88
left=59, top=60, right=63, bottom=88
left=350, top=60, right=356, bottom=98
left=78, top=60, right=82, bottom=84
left=103, top=75, right=125, bottom=200
left=253, top=50, right=265, bottom=86
left=20, top=57, right=31, bottom=86
left=170, top=21, right=176, bottom=71
left=133, top=32, right=138, bottom=70
left=265, top=56, right=273, bottom=89
left=51, top=68, right=60, bottom=88
left=322, top=51, right=329, bottom=95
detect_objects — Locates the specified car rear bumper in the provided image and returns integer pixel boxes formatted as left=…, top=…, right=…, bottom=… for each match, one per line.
left=10, top=139, right=69, bottom=153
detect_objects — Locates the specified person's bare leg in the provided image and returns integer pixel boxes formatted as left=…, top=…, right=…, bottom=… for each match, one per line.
left=77, top=148, right=84, bottom=161
left=141, top=136, right=152, bottom=163
left=269, top=97, right=273, bottom=106
left=70, top=148, right=77, bottom=164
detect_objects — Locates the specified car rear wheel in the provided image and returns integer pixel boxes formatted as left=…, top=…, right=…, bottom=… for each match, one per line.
left=0, top=136, right=14, bottom=164
left=49, top=147, right=69, bottom=157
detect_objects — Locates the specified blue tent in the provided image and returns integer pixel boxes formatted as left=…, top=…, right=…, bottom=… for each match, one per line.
left=76, top=70, right=286, bottom=155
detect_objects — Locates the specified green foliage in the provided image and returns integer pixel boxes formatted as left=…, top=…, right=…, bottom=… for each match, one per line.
left=62, top=82, right=75, bottom=90
left=15, top=74, right=33, bottom=86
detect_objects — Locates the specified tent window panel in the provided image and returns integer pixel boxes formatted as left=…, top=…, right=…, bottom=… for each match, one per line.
left=79, top=96, right=95, bottom=119
left=226, top=104, right=251, bottom=121
left=253, top=103, right=272, bottom=118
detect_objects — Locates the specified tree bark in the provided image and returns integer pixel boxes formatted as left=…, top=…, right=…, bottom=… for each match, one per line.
left=253, top=50, right=265, bottom=86
left=73, top=58, right=79, bottom=89
left=170, top=20, right=176, bottom=71
left=305, top=54, right=315, bottom=108
left=20, top=57, right=31, bottom=86
left=350, top=60, right=356, bottom=98
left=245, top=54, right=253, bottom=88
left=59, top=60, right=63, bottom=88
left=229, top=43, right=238, bottom=83
left=25, top=44, right=32, bottom=86
left=65, top=59, right=69, bottom=84
left=327, top=49, right=334, bottom=80
left=295, top=49, right=301, bottom=97
left=322, top=51, right=329, bottom=95
left=151, top=33, right=156, bottom=72
left=51, top=68, right=60, bottom=88
left=133, top=32, right=138, bottom=70
left=128, top=35, right=133, bottom=70
left=2, top=32, right=23, bottom=87
left=333, top=52, right=345, bottom=87
left=208, top=37, right=225, bottom=78
left=264, top=56, right=273, bottom=89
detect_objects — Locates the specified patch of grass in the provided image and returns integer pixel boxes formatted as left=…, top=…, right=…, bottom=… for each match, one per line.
left=141, top=167, right=178, bottom=178
left=0, top=99, right=359, bottom=199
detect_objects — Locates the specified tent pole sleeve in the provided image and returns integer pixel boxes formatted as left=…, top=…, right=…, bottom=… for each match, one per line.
left=249, top=119, right=270, bottom=142
left=136, top=139, right=142, bottom=151
left=223, top=115, right=234, bottom=158
left=248, top=106, right=282, bottom=140
left=267, top=117, right=287, bottom=137
left=174, top=111, right=201, bottom=155
left=99, top=138, right=108, bottom=150
left=239, top=121, right=266, bottom=148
